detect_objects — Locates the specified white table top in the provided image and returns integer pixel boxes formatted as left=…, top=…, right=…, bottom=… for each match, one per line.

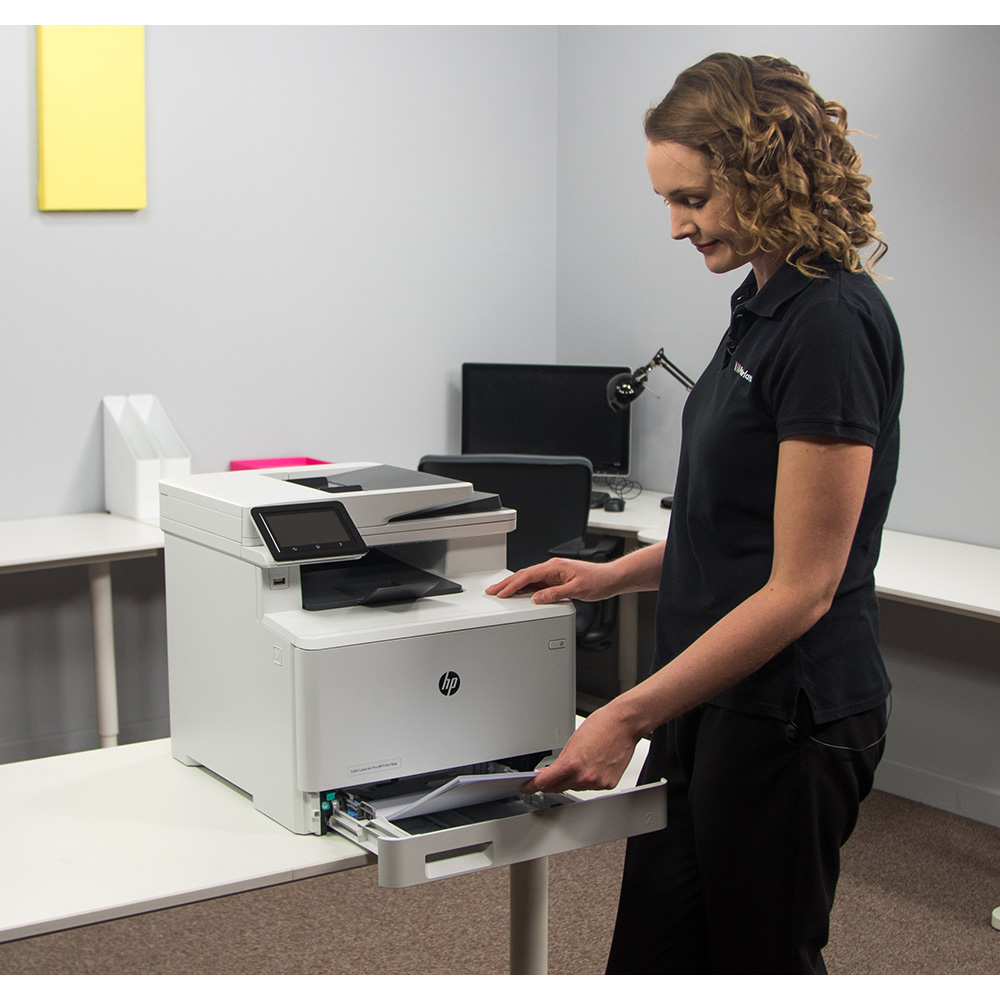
left=874, top=530, right=1000, bottom=621
left=588, top=490, right=672, bottom=539
left=0, top=512, right=164, bottom=573
left=0, top=739, right=369, bottom=943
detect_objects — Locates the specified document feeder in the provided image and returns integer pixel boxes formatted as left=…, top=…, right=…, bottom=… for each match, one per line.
left=160, top=462, right=665, bottom=886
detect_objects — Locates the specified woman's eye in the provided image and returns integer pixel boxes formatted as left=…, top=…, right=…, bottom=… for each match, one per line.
left=663, top=196, right=707, bottom=210
left=665, top=197, right=707, bottom=209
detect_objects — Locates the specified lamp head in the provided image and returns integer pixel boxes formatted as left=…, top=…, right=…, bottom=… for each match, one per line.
left=606, top=349, right=694, bottom=411
left=606, top=372, right=647, bottom=412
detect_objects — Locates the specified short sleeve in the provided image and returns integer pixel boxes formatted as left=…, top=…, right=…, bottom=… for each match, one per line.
left=763, top=293, right=894, bottom=447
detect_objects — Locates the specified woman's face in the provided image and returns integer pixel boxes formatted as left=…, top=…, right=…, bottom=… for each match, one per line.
left=645, top=140, right=781, bottom=287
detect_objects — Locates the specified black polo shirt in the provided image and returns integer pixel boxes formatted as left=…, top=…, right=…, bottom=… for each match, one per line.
left=654, top=257, right=904, bottom=723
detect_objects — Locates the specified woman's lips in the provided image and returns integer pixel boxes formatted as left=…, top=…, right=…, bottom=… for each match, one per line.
left=695, top=241, right=719, bottom=254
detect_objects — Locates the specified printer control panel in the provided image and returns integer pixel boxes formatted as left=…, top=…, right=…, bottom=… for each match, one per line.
left=251, top=500, right=369, bottom=563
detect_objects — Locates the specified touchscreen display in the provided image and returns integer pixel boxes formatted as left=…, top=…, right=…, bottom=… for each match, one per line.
left=251, top=501, right=368, bottom=562
left=266, top=509, right=354, bottom=548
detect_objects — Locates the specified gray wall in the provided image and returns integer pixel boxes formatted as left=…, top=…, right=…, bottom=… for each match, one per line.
left=2, top=26, right=558, bottom=511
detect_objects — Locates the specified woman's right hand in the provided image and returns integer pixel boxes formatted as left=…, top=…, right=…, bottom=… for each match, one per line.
left=485, top=557, right=618, bottom=605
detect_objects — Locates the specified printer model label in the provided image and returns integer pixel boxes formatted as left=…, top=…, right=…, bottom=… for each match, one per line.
left=348, top=757, right=403, bottom=778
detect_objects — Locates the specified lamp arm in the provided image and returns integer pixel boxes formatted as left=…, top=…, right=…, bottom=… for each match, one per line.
left=649, top=349, right=695, bottom=392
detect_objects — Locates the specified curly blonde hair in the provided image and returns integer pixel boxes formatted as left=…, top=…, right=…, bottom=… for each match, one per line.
left=644, top=52, right=887, bottom=277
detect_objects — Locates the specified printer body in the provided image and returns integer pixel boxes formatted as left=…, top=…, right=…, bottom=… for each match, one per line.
left=160, top=462, right=665, bottom=886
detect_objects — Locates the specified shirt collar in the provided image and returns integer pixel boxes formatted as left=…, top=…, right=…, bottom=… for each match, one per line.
left=730, top=257, right=824, bottom=319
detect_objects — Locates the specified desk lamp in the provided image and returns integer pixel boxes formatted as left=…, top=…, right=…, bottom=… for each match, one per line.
left=606, top=349, right=694, bottom=412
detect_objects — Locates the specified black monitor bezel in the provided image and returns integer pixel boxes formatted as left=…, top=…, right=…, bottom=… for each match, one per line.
left=460, top=362, right=631, bottom=477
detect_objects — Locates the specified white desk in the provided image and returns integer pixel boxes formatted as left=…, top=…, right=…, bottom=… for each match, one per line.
left=0, top=739, right=368, bottom=943
left=0, top=513, right=165, bottom=748
left=0, top=728, right=652, bottom=971
left=588, top=491, right=673, bottom=545
left=872, top=531, right=1000, bottom=622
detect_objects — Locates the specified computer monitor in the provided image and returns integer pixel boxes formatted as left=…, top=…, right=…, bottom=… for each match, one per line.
left=461, top=362, right=631, bottom=477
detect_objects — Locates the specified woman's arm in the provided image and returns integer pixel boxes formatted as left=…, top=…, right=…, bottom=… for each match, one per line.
left=485, top=539, right=666, bottom=603
left=520, top=435, right=874, bottom=794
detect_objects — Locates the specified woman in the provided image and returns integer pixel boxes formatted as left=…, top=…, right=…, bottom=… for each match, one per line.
left=487, top=53, right=903, bottom=974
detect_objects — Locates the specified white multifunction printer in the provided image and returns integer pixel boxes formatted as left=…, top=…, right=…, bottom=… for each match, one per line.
left=160, top=462, right=665, bottom=886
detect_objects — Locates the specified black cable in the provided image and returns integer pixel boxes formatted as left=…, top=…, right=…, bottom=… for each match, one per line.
left=791, top=693, right=892, bottom=753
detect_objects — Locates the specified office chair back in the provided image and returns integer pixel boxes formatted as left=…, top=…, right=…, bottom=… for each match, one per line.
left=417, top=453, right=620, bottom=653
left=416, top=454, right=592, bottom=571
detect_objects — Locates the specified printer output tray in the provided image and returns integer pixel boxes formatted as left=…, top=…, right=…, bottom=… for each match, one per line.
left=326, top=773, right=666, bottom=888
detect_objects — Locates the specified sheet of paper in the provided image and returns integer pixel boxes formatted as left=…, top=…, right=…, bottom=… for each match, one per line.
left=378, top=771, right=537, bottom=821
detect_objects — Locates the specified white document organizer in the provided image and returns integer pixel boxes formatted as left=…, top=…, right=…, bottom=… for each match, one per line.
left=104, top=394, right=190, bottom=522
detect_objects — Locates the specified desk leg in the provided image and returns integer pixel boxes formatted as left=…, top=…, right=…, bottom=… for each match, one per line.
left=617, top=592, right=639, bottom=694
left=509, top=857, right=548, bottom=974
left=88, top=561, right=119, bottom=749
left=615, top=538, right=641, bottom=695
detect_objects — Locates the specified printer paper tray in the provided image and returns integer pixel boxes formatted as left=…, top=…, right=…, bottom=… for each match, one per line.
left=327, top=779, right=666, bottom=888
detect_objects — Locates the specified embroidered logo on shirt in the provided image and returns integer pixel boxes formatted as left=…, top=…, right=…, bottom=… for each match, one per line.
left=733, top=360, right=754, bottom=383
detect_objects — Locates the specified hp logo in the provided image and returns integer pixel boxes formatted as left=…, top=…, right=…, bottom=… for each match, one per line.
left=438, top=671, right=461, bottom=696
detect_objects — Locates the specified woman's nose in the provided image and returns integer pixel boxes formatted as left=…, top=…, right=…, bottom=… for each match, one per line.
left=671, top=208, right=696, bottom=241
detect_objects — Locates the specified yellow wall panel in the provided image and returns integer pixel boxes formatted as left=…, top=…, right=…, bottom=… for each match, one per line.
left=36, top=25, right=146, bottom=211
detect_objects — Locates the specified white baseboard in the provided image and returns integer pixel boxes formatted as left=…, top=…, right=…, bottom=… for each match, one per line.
left=876, top=757, right=1000, bottom=828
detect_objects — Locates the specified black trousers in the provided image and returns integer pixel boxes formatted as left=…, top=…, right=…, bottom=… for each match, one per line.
left=605, top=698, right=887, bottom=974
